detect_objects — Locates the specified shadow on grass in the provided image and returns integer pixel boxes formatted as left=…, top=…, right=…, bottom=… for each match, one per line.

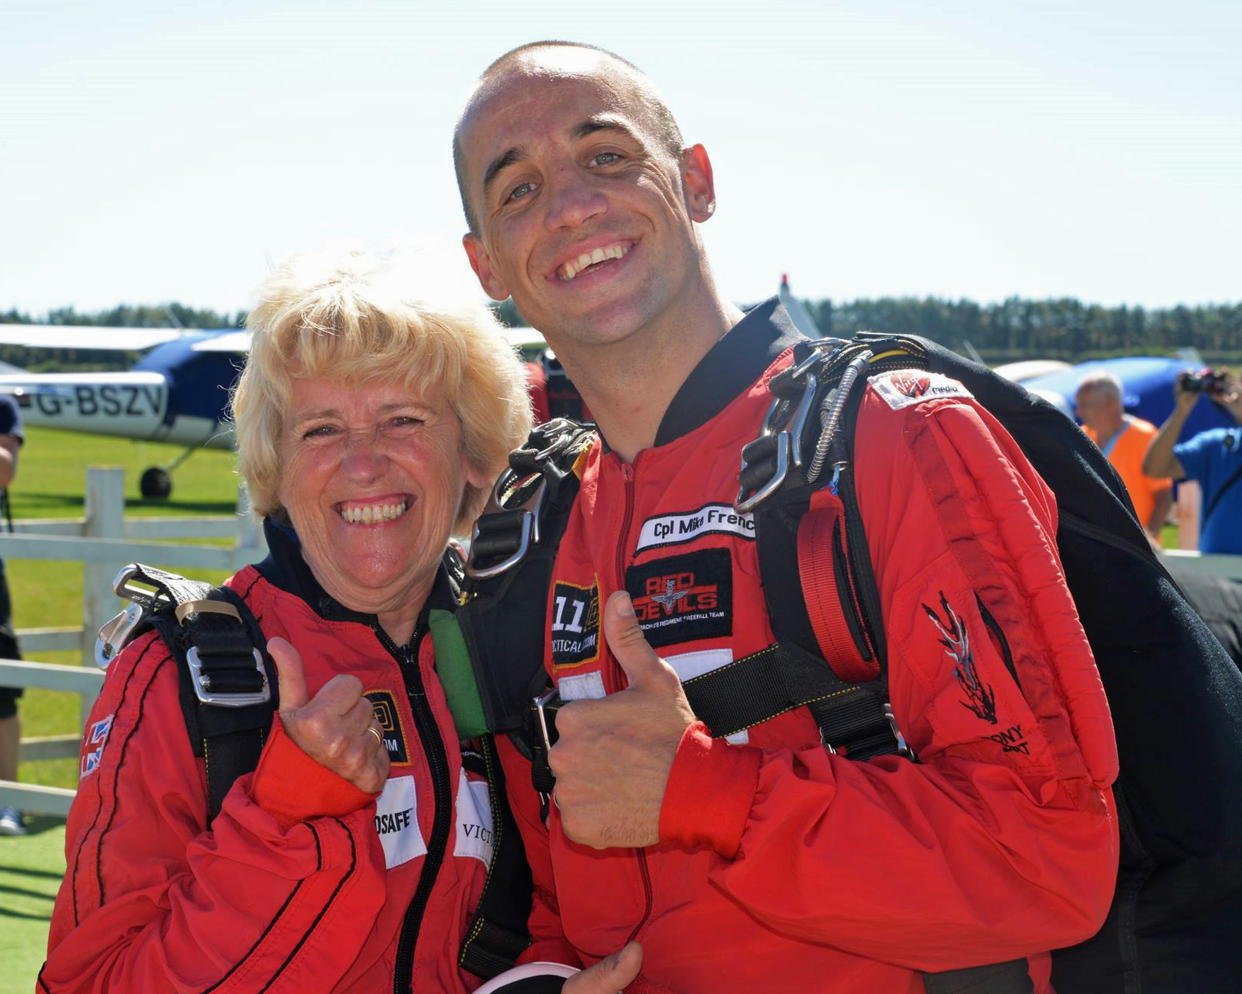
left=7, top=814, right=66, bottom=838
left=13, top=492, right=237, bottom=516
left=127, top=498, right=238, bottom=514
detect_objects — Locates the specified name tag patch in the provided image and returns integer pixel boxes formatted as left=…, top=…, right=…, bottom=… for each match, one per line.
left=375, top=775, right=426, bottom=869
left=454, top=770, right=495, bottom=867
left=872, top=371, right=973, bottom=411
left=625, top=548, right=732, bottom=649
left=635, top=504, right=755, bottom=553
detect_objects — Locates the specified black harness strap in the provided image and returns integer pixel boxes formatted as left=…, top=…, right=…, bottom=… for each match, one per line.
left=459, top=420, right=596, bottom=819
left=681, top=641, right=901, bottom=758
left=458, top=735, right=535, bottom=979
left=106, top=562, right=276, bottom=823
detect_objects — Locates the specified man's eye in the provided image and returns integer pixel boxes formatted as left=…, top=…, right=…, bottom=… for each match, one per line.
left=505, top=181, right=534, bottom=203
left=591, top=151, right=621, bottom=166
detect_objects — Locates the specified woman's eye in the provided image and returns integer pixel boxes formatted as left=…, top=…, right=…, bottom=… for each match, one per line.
left=301, top=424, right=338, bottom=440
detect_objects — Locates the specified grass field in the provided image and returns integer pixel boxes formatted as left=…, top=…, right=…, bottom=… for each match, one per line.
left=1, top=426, right=240, bottom=992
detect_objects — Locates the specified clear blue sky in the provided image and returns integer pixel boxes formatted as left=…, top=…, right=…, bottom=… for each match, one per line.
left=2, top=0, right=1238, bottom=318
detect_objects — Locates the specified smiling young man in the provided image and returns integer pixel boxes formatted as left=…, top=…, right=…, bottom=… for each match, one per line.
left=455, top=42, right=1119, bottom=993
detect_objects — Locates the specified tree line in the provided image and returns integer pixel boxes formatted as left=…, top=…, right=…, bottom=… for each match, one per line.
left=803, top=297, right=1242, bottom=364
left=4, top=296, right=1239, bottom=370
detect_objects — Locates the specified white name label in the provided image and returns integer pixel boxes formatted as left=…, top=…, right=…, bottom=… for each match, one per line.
left=454, top=771, right=495, bottom=867
left=635, top=504, right=755, bottom=552
left=375, top=775, right=426, bottom=869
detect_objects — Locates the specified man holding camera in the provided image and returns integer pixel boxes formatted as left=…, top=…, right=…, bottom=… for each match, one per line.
left=1143, top=368, right=1242, bottom=555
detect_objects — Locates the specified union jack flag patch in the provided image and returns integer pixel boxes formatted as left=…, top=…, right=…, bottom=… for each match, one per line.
left=80, top=714, right=114, bottom=779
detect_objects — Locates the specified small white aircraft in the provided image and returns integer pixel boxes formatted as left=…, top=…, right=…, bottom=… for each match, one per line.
left=0, top=323, right=544, bottom=498
left=0, top=325, right=245, bottom=497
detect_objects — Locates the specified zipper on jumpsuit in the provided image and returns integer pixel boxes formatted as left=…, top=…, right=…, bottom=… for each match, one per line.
left=383, top=624, right=453, bottom=994
left=611, top=460, right=654, bottom=946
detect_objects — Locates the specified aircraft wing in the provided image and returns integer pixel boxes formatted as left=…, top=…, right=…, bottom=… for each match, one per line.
left=190, top=326, right=543, bottom=355
left=0, top=323, right=195, bottom=351
left=189, top=330, right=251, bottom=353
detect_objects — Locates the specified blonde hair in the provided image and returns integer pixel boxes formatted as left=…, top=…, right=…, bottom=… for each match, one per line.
left=231, top=249, right=532, bottom=530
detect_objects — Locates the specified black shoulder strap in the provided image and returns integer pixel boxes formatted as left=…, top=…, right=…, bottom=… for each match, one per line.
left=100, top=562, right=276, bottom=823
left=457, top=418, right=596, bottom=739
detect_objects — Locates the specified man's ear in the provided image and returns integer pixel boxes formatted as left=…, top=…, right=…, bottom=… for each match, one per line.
left=463, top=233, right=510, bottom=301
left=680, top=144, right=717, bottom=223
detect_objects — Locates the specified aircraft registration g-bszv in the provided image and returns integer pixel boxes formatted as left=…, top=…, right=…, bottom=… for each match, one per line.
left=0, top=322, right=547, bottom=498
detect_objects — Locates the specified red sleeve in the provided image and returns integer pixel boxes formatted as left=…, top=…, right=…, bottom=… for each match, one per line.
left=41, top=632, right=386, bottom=994
left=658, top=383, right=1119, bottom=970
left=495, top=734, right=582, bottom=969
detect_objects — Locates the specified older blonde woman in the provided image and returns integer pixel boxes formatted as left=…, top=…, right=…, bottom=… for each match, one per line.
left=42, top=251, right=639, bottom=994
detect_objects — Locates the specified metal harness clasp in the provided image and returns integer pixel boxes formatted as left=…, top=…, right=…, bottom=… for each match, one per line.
left=734, top=345, right=828, bottom=513
left=464, top=468, right=547, bottom=580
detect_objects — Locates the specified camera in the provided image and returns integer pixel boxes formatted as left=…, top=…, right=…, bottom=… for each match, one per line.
left=1178, top=368, right=1230, bottom=394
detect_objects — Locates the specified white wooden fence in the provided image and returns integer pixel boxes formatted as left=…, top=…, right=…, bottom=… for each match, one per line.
left=0, top=466, right=266, bottom=816
left=0, top=467, right=1238, bottom=820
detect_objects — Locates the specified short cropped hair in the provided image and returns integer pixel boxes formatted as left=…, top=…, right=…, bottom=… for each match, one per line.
left=453, top=41, right=685, bottom=233
left=231, top=250, right=531, bottom=531
left=1076, top=370, right=1123, bottom=404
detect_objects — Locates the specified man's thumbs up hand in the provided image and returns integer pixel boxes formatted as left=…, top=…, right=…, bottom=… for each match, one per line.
left=549, top=592, right=696, bottom=849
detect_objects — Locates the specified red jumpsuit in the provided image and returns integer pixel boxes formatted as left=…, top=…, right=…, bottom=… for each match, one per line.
left=42, top=523, right=493, bottom=994
left=500, top=300, right=1119, bottom=992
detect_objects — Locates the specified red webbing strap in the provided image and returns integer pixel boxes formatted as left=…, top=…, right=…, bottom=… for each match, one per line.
left=798, top=488, right=878, bottom=684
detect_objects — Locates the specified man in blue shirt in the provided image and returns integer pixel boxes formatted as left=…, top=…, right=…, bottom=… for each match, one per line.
left=1144, top=370, right=1242, bottom=555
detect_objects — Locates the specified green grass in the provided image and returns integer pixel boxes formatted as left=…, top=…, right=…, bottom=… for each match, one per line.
left=0, top=816, right=67, bottom=994
left=9, top=426, right=240, bottom=791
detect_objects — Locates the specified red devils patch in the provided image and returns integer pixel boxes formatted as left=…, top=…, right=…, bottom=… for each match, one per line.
left=625, top=548, right=732, bottom=649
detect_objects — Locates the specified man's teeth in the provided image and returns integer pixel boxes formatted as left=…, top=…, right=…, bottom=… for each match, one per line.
left=559, top=243, right=629, bottom=281
left=340, top=500, right=408, bottom=524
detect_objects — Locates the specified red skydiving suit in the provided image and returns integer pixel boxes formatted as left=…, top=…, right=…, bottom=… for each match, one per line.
left=499, top=299, right=1119, bottom=993
left=42, top=522, right=494, bottom=994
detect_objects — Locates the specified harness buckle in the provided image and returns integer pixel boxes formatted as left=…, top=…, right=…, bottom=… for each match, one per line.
left=533, top=687, right=561, bottom=755
left=95, top=601, right=146, bottom=670
left=185, top=646, right=271, bottom=708
left=465, top=468, right=547, bottom=580
left=531, top=687, right=562, bottom=817
left=110, top=562, right=174, bottom=611
left=735, top=367, right=820, bottom=514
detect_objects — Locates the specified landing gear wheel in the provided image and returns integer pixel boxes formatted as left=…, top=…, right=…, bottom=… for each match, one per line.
left=139, top=466, right=172, bottom=499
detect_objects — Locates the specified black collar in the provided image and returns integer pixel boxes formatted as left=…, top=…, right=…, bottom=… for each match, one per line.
left=653, top=298, right=806, bottom=447
left=255, top=518, right=458, bottom=638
